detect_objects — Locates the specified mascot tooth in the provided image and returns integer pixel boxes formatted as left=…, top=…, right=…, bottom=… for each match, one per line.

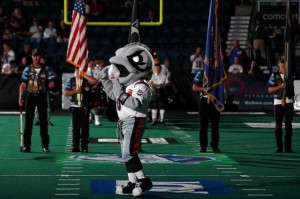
left=108, top=64, right=120, bottom=80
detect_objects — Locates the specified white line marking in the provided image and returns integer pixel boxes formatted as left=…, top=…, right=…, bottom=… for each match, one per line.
left=0, top=111, right=22, bottom=115
left=248, top=194, right=273, bottom=197
left=230, top=179, right=253, bottom=181
left=222, top=171, right=243, bottom=174
left=240, top=175, right=250, bottom=177
left=57, top=183, right=80, bottom=186
left=62, top=167, right=83, bottom=169
left=62, top=171, right=83, bottom=173
left=62, top=164, right=82, bottom=166
left=187, top=111, right=266, bottom=115
left=236, top=184, right=259, bottom=186
left=56, top=188, right=80, bottom=190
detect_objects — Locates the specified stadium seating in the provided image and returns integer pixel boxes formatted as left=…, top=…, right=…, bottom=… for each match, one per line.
left=1, top=0, right=236, bottom=74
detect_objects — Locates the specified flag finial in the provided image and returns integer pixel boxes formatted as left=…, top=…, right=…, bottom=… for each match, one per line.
left=128, top=0, right=140, bottom=43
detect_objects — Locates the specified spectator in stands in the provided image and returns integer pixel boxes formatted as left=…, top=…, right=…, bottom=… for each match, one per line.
left=29, top=18, right=43, bottom=44
left=143, top=9, right=157, bottom=22
left=88, top=0, right=106, bottom=20
left=17, top=56, right=29, bottom=73
left=149, top=63, right=169, bottom=126
left=190, top=46, right=204, bottom=75
left=43, top=20, right=57, bottom=43
left=86, top=57, right=103, bottom=126
left=153, top=54, right=170, bottom=79
left=247, top=59, right=261, bottom=75
left=122, top=0, right=133, bottom=9
left=251, top=17, right=266, bottom=63
left=162, top=57, right=174, bottom=104
left=22, top=0, right=40, bottom=7
left=153, top=53, right=160, bottom=64
left=94, top=54, right=106, bottom=70
left=266, top=23, right=276, bottom=67
left=9, top=8, right=28, bottom=41
left=1, top=42, right=16, bottom=70
left=84, top=0, right=90, bottom=16
left=94, top=54, right=108, bottom=116
left=228, top=56, right=243, bottom=74
left=226, top=40, right=248, bottom=72
left=2, top=27, right=14, bottom=43
left=122, top=0, right=143, bottom=10
left=56, top=20, right=70, bottom=43
left=17, top=43, right=32, bottom=64
left=163, top=57, right=172, bottom=81
left=0, top=7, right=8, bottom=35
left=1, top=60, right=17, bottom=75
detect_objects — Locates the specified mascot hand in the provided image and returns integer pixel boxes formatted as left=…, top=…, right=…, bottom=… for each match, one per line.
left=112, top=78, right=124, bottom=97
left=99, top=66, right=109, bottom=80
left=108, top=64, right=120, bottom=80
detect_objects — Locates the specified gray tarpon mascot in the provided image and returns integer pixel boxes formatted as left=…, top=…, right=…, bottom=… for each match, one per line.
left=99, top=0, right=154, bottom=196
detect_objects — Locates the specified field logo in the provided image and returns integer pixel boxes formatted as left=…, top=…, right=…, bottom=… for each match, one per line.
left=68, top=154, right=215, bottom=164
left=91, top=180, right=233, bottom=195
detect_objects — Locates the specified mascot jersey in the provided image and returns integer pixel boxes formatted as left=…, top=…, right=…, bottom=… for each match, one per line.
left=116, top=79, right=151, bottom=119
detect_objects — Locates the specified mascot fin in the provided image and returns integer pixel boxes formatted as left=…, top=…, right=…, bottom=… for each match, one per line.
left=128, top=0, right=140, bottom=43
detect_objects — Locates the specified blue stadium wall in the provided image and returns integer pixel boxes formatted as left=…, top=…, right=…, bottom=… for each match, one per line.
left=0, top=74, right=274, bottom=111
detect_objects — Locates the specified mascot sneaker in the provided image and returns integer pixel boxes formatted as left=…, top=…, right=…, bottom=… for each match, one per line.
left=116, top=181, right=136, bottom=195
left=132, top=177, right=153, bottom=197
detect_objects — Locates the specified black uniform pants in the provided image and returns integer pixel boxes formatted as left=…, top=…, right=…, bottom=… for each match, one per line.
left=71, top=106, right=90, bottom=150
left=274, top=103, right=293, bottom=150
left=198, top=97, right=220, bottom=149
left=24, top=93, right=49, bottom=148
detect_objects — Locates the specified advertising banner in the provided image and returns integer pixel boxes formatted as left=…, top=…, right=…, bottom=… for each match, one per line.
left=224, top=74, right=273, bottom=110
left=258, top=0, right=299, bottom=27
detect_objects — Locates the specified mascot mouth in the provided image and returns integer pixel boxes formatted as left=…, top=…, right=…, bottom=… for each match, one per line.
left=115, top=64, right=130, bottom=77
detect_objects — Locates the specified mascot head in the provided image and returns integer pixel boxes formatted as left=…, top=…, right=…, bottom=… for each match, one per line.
left=107, top=0, right=154, bottom=87
left=108, top=43, right=153, bottom=87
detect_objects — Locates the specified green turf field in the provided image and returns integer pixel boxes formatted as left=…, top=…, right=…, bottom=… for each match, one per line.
left=0, top=111, right=299, bottom=199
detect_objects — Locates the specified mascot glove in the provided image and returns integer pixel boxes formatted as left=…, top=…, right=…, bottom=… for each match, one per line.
left=112, top=78, right=124, bottom=97
left=99, top=66, right=109, bottom=80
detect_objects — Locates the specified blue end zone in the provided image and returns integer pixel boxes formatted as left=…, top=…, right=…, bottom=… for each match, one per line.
left=91, top=180, right=233, bottom=195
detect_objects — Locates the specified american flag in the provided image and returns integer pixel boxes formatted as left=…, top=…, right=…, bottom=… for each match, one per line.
left=66, top=0, right=88, bottom=73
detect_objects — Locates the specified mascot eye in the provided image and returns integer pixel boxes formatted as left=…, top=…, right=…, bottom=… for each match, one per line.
left=127, top=50, right=149, bottom=72
left=133, top=56, right=140, bottom=63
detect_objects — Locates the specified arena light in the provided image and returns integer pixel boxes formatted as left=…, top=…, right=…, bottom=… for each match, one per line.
left=63, top=0, right=163, bottom=26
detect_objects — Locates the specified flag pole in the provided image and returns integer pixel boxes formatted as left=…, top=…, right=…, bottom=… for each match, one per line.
left=282, top=0, right=292, bottom=106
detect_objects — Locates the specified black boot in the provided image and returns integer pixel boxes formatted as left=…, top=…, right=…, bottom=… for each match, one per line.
left=275, top=130, right=283, bottom=153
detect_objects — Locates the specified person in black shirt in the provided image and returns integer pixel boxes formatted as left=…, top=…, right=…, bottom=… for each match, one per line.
left=267, top=58, right=294, bottom=153
left=18, top=49, right=56, bottom=153
left=64, top=68, right=96, bottom=153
